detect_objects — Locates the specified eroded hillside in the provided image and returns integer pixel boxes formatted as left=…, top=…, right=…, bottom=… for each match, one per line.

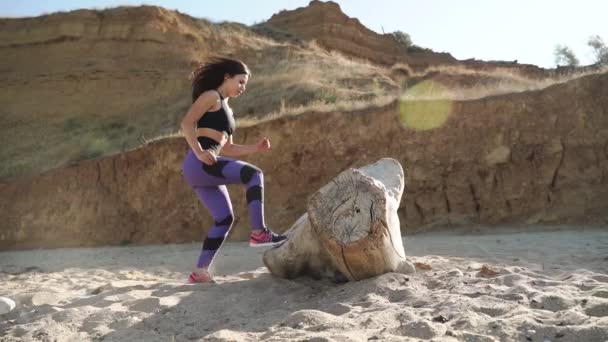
left=1, top=1, right=593, bottom=180
left=1, top=71, right=607, bottom=249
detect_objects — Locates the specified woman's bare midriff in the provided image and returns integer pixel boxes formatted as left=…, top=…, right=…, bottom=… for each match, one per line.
left=196, top=127, right=228, bottom=147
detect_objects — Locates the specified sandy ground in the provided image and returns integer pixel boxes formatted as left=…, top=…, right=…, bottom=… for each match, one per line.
left=0, top=226, right=607, bottom=342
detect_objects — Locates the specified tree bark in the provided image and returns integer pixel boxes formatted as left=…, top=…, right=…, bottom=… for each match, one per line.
left=263, top=158, right=414, bottom=282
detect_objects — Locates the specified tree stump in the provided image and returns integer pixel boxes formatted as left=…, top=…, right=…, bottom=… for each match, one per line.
left=263, top=158, right=413, bottom=282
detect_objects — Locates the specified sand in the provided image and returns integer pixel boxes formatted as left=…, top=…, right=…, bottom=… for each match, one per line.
left=1, top=226, right=607, bottom=341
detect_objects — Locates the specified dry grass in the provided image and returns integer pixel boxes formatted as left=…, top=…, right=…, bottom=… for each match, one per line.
left=230, top=43, right=399, bottom=118
left=134, top=50, right=608, bottom=149
left=399, top=64, right=608, bottom=101
left=238, top=94, right=397, bottom=127
left=3, top=5, right=607, bottom=180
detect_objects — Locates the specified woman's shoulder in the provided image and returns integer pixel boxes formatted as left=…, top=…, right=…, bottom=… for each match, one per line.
left=197, top=90, right=221, bottom=102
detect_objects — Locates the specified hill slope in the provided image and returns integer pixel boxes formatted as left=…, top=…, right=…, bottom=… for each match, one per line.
left=0, top=4, right=405, bottom=179
left=2, top=71, right=607, bottom=249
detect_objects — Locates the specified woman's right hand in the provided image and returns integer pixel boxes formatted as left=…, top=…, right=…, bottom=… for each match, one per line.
left=197, top=150, right=217, bottom=165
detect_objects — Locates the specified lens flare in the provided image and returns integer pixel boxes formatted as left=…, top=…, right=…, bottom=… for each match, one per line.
left=398, top=80, right=453, bottom=130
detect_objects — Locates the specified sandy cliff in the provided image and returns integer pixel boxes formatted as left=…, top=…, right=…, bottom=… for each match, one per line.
left=1, top=71, right=607, bottom=249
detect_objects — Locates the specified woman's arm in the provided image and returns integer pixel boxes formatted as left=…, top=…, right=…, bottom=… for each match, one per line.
left=222, top=135, right=271, bottom=157
left=180, top=91, right=219, bottom=161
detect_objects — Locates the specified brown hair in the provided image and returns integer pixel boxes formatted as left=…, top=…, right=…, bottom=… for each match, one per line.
left=190, top=57, right=250, bottom=103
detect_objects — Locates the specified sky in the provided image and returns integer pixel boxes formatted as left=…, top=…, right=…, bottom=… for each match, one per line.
left=2, top=0, right=607, bottom=68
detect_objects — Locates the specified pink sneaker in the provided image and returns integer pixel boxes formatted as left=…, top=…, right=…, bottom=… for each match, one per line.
left=249, top=228, right=287, bottom=247
left=188, top=271, right=215, bottom=284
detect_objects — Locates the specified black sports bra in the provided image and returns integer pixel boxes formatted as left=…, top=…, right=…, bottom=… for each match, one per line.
left=196, top=91, right=235, bottom=136
left=196, top=90, right=235, bottom=155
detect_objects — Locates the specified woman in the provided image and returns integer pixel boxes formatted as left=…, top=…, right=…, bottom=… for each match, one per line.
left=181, top=57, right=287, bottom=283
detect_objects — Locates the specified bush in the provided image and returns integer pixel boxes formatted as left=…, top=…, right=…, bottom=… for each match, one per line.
left=63, top=118, right=82, bottom=133
left=79, top=137, right=112, bottom=160
left=392, top=30, right=413, bottom=48
left=554, top=45, right=579, bottom=67
left=317, top=89, right=337, bottom=104
left=251, top=23, right=294, bottom=42
left=588, top=35, right=608, bottom=65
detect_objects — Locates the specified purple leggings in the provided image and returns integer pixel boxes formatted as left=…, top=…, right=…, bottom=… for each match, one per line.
left=182, top=150, right=266, bottom=268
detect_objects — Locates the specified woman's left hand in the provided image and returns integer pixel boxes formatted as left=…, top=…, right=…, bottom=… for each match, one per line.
left=256, top=137, right=271, bottom=152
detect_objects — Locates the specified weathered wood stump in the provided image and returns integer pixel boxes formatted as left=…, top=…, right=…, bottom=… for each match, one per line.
left=263, top=158, right=414, bottom=282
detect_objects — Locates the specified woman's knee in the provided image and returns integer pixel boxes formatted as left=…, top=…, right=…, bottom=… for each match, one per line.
left=214, top=213, right=235, bottom=227
left=240, top=164, right=263, bottom=184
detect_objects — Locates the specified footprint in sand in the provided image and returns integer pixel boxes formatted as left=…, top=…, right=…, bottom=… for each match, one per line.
left=591, top=275, right=608, bottom=283
left=31, top=292, right=63, bottom=306
left=590, top=289, right=608, bottom=298
left=280, top=309, right=354, bottom=331
left=124, top=297, right=160, bottom=313
left=495, top=293, right=526, bottom=302
left=475, top=299, right=514, bottom=317
left=387, top=288, right=414, bottom=303
left=322, top=303, right=351, bottom=316
left=529, top=293, right=575, bottom=312
left=393, top=320, right=446, bottom=339
left=585, top=302, right=608, bottom=317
